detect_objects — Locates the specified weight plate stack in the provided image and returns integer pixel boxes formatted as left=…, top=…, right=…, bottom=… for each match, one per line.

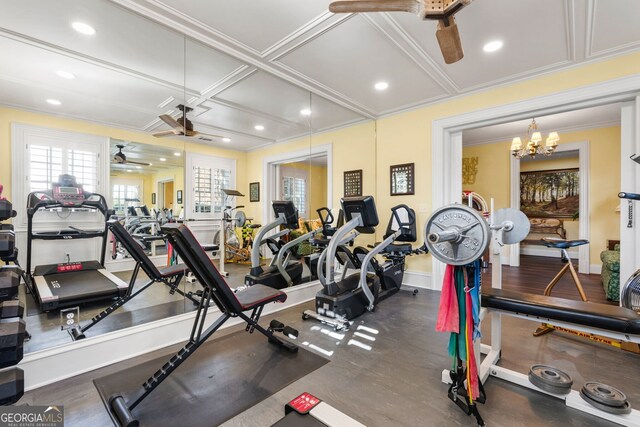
left=580, top=382, right=632, bottom=415
left=528, top=365, right=573, bottom=395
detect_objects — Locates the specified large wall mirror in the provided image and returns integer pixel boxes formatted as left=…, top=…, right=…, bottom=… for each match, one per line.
left=1, top=0, right=375, bottom=360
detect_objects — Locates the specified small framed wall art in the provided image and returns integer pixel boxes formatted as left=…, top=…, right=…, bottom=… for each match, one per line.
left=176, top=190, right=183, bottom=205
left=344, top=169, right=363, bottom=197
left=249, top=182, right=260, bottom=202
left=151, top=193, right=156, bottom=204
left=390, top=163, right=415, bottom=196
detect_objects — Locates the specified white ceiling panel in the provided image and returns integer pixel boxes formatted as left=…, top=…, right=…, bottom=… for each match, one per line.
left=185, top=38, right=247, bottom=93
left=590, top=0, right=640, bottom=55
left=215, top=71, right=312, bottom=127
left=309, top=95, right=369, bottom=132
left=0, top=0, right=188, bottom=86
left=0, top=37, right=184, bottom=125
left=0, top=79, right=154, bottom=129
left=392, top=0, right=570, bottom=90
left=158, top=0, right=330, bottom=53
left=279, top=15, right=447, bottom=114
left=196, top=100, right=305, bottom=141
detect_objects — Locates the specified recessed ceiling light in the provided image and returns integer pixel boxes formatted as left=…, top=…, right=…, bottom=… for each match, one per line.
left=149, top=163, right=153, bottom=166
left=254, top=125, right=265, bottom=131
left=136, top=166, right=142, bottom=169
left=159, top=157, right=167, bottom=162
left=71, top=22, right=96, bottom=36
left=300, top=109, right=311, bottom=116
left=56, top=70, right=75, bottom=80
left=173, top=152, right=181, bottom=156
left=126, top=169, right=132, bottom=173
left=46, top=99, right=61, bottom=106
left=483, top=40, right=503, bottom=53
left=222, top=137, right=231, bottom=143
left=374, top=81, right=389, bottom=91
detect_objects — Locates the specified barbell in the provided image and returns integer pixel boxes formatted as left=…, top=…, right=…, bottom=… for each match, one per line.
left=425, top=204, right=530, bottom=265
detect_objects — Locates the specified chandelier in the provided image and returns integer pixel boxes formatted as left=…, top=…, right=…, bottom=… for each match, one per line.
left=510, top=118, right=560, bottom=159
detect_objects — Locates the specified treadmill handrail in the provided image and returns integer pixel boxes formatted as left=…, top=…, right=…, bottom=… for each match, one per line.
left=325, top=217, right=362, bottom=286
left=251, top=217, right=286, bottom=268
left=276, top=229, right=321, bottom=286
left=359, top=229, right=401, bottom=310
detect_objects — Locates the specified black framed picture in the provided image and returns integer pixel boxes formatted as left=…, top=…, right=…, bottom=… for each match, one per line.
left=151, top=193, right=156, bottom=204
left=344, top=169, right=363, bottom=197
left=390, top=163, right=415, bottom=196
left=250, top=182, right=260, bottom=202
left=176, top=190, right=183, bottom=205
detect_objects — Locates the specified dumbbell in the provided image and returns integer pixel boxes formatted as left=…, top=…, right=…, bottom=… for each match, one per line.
left=0, top=200, right=16, bottom=223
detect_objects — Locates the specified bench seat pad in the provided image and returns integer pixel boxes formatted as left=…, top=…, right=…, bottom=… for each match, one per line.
left=482, top=288, right=640, bottom=335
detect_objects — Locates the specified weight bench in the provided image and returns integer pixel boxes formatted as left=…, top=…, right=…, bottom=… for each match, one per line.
left=108, top=223, right=297, bottom=427
left=478, top=287, right=640, bottom=426
left=69, top=219, right=195, bottom=340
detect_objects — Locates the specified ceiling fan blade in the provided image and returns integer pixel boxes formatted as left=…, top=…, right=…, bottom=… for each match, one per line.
left=195, top=131, right=226, bottom=140
left=152, top=129, right=179, bottom=138
left=159, top=114, right=183, bottom=131
left=436, top=19, right=464, bottom=64
left=329, top=0, right=420, bottom=14
left=126, top=160, right=152, bottom=166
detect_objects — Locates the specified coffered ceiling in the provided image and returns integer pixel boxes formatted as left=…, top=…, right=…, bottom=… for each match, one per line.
left=1, top=0, right=638, bottom=151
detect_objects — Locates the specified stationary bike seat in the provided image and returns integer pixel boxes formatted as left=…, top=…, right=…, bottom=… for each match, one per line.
left=541, top=238, right=589, bottom=249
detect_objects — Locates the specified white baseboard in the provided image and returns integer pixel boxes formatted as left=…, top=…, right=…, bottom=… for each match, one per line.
left=19, top=281, right=322, bottom=391
left=403, top=270, right=436, bottom=290
left=590, top=264, right=602, bottom=275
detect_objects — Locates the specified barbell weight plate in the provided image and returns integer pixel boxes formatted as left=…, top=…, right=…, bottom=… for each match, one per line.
left=581, top=382, right=629, bottom=408
left=235, top=210, right=246, bottom=228
left=580, top=391, right=631, bottom=415
left=425, top=204, right=490, bottom=266
left=492, top=208, right=531, bottom=245
left=528, top=365, right=573, bottom=394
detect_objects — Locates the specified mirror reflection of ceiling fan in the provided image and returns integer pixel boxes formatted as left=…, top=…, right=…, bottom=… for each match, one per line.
left=152, top=104, right=227, bottom=142
left=113, top=144, right=151, bottom=166
left=329, top=0, right=473, bottom=64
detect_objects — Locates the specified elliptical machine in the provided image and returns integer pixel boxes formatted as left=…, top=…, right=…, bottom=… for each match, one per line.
left=303, top=196, right=380, bottom=330
left=303, top=199, right=422, bottom=330
left=245, top=201, right=320, bottom=289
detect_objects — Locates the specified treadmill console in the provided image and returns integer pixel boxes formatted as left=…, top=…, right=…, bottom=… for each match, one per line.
left=272, top=201, right=298, bottom=228
left=52, top=186, right=85, bottom=207
left=341, top=196, right=379, bottom=233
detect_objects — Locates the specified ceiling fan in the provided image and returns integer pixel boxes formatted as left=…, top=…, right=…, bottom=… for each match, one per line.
left=113, top=144, right=151, bottom=166
left=328, top=0, right=473, bottom=64
left=152, top=104, right=226, bottom=142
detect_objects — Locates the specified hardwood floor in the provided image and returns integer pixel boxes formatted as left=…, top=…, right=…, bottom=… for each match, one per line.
left=485, top=254, right=614, bottom=305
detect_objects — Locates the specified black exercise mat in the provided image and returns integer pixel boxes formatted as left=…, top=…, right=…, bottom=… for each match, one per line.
left=94, top=329, right=329, bottom=427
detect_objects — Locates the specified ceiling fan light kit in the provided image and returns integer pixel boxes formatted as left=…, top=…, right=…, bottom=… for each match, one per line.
left=328, top=0, right=472, bottom=64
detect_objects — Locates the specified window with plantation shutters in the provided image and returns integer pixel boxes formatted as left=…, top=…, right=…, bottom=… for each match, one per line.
left=185, top=153, right=236, bottom=220
left=11, top=123, right=108, bottom=227
left=27, top=145, right=98, bottom=194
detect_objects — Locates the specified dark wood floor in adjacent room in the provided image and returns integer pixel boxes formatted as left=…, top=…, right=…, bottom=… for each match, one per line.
left=487, top=254, right=613, bottom=305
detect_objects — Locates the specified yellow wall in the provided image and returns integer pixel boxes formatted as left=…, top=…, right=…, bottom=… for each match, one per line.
left=245, top=121, right=378, bottom=247
left=280, top=161, right=328, bottom=216
left=463, top=126, right=621, bottom=264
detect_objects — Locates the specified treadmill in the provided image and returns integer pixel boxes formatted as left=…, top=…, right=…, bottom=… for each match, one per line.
left=26, top=175, right=128, bottom=311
